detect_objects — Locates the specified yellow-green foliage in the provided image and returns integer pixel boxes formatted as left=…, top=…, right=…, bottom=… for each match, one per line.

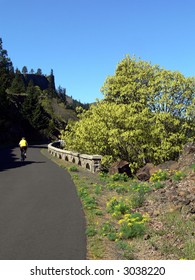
left=150, top=169, right=186, bottom=182
left=171, top=170, right=186, bottom=181
left=106, top=197, right=132, bottom=218
left=117, top=212, right=149, bottom=239
left=150, top=169, right=170, bottom=182
left=60, top=55, right=195, bottom=168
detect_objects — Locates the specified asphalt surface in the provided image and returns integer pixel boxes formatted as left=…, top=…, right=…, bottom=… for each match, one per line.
left=0, top=145, right=86, bottom=260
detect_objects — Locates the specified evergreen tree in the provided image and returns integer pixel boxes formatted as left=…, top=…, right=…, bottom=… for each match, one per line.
left=9, top=72, right=25, bottom=93
left=0, top=38, right=14, bottom=91
left=0, top=38, right=14, bottom=118
left=47, top=70, right=56, bottom=98
left=22, top=82, right=49, bottom=130
left=36, top=68, right=42, bottom=75
left=30, top=68, right=34, bottom=74
left=57, top=86, right=67, bottom=104
left=22, top=66, right=28, bottom=74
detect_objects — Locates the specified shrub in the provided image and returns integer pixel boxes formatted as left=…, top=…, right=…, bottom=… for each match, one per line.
left=99, top=172, right=109, bottom=181
left=83, top=196, right=97, bottom=210
left=150, top=169, right=169, bottom=182
left=152, top=181, right=165, bottom=189
left=101, top=155, right=114, bottom=172
left=110, top=173, right=129, bottom=182
left=118, top=212, right=149, bottom=239
left=106, top=197, right=132, bottom=218
left=106, top=182, right=129, bottom=193
left=131, top=190, right=146, bottom=208
left=131, top=182, right=151, bottom=193
left=94, top=184, right=102, bottom=195
left=171, top=171, right=186, bottom=181
left=78, top=186, right=89, bottom=199
left=99, top=222, right=117, bottom=241
left=86, top=225, right=97, bottom=237
left=68, top=165, right=78, bottom=172
left=130, top=182, right=151, bottom=208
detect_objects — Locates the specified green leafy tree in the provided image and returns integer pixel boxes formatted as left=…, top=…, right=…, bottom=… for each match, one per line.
left=101, top=55, right=158, bottom=110
left=149, top=70, right=195, bottom=117
left=101, top=55, right=195, bottom=116
left=149, top=112, right=186, bottom=163
left=61, top=101, right=152, bottom=167
left=60, top=55, right=195, bottom=169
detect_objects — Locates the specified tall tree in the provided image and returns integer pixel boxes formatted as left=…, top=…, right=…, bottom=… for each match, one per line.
left=101, top=55, right=157, bottom=110
left=0, top=38, right=14, bottom=91
left=0, top=38, right=14, bottom=116
left=101, top=55, right=195, bottom=117
left=30, top=68, right=34, bottom=74
left=36, top=68, right=42, bottom=75
left=9, top=72, right=25, bottom=93
left=47, top=70, right=56, bottom=97
left=22, top=82, right=49, bottom=130
left=22, top=66, right=28, bottom=75
left=60, top=55, right=195, bottom=169
left=57, top=86, right=67, bottom=104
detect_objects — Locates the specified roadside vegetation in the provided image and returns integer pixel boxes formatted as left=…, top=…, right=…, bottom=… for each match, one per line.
left=60, top=55, right=195, bottom=171
left=57, top=55, right=195, bottom=260
left=57, top=56, right=195, bottom=260
left=42, top=149, right=195, bottom=260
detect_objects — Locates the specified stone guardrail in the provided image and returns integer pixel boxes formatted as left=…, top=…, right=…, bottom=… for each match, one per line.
left=48, top=141, right=102, bottom=173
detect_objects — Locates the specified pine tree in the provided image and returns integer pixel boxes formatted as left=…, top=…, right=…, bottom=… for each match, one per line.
left=30, top=68, right=34, bottom=74
left=22, top=82, right=49, bottom=130
left=9, top=72, right=25, bottom=93
left=22, top=66, right=28, bottom=75
left=57, top=86, right=67, bottom=104
left=36, top=68, right=42, bottom=75
left=47, top=69, right=56, bottom=97
left=0, top=38, right=14, bottom=117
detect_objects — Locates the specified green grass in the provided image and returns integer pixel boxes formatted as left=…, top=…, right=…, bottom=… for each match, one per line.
left=68, top=165, right=79, bottom=172
left=190, top=163, right=195, bottom=172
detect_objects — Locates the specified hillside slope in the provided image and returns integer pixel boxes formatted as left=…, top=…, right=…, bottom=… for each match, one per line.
left=51, top=142, right=195, bottom=260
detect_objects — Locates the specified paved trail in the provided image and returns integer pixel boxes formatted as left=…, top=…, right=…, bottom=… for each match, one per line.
left=0, top=145, right=86, bottom=260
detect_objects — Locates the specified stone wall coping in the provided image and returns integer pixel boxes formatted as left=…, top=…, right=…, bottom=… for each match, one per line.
left=48, top=143, right=102, bottom=159
left=48, top=142, right=102, bottom=173
left=79, top=154, right=102, bottom=160
left=48, top=143, right=61, bottom=151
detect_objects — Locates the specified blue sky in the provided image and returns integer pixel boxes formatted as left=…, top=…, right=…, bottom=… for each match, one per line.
left=1, top=0, right=195, bottom=103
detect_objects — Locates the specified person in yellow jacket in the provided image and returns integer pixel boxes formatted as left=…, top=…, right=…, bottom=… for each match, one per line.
left=19, top=137, right=28, bottom=158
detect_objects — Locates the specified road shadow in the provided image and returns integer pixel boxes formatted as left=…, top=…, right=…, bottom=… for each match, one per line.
left=29, top=144, right=48, bottom=149
left=0, top=147, right=45, bottom=172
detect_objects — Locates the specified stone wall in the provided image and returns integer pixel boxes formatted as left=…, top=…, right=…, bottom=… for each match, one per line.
left=48, top=142, right=102, bottom=173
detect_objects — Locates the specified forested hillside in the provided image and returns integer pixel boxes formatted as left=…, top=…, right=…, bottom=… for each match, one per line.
left=60, top=55, right=195, bottom=171
left=0, top=38, right=89, bottom=144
